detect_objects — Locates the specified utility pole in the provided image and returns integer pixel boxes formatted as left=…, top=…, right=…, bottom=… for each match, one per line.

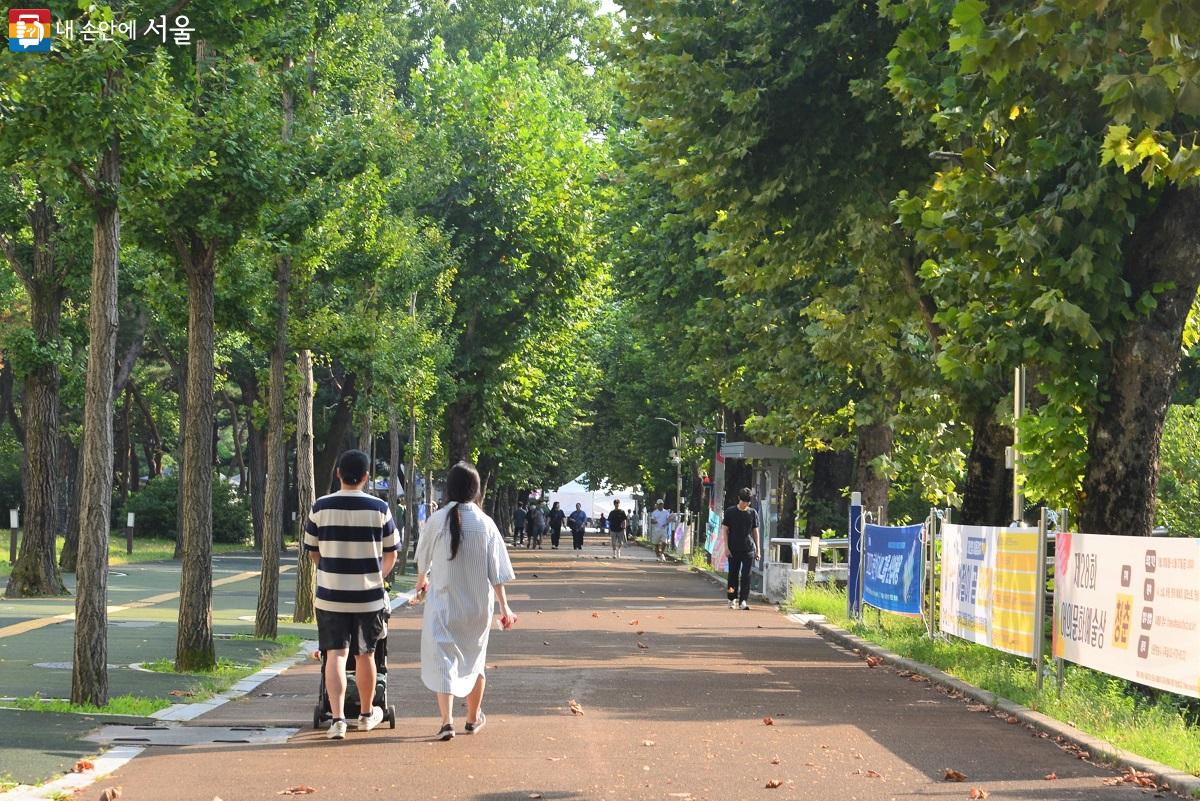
left=1010, top=365, right=1026, bottom=525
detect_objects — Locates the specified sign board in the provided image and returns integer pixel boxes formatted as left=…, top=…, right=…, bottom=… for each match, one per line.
left=863, top=523, right=924, bottom=615
left=1054, top=532, right=1200, bottom=698
left=848, top=499, right=863, bottom=617
left=940, top=524, right=1040, bottom=657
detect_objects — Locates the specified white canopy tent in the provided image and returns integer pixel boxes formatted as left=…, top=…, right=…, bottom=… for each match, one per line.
left=549, top=475, right=637, bottom=521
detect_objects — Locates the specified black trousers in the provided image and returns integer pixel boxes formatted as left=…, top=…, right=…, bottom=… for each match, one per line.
left=571, top=527, right=584, bottom=549
left=550, top=526, right=562, bottom=547
left=726, top=551, right=754, bottom=603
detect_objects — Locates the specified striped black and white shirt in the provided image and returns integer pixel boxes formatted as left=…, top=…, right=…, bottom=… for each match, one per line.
left=303, top=490, right=400, bottom=614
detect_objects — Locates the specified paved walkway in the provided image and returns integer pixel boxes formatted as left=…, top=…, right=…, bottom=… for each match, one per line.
left=92, top=544, right=1139, bottom=801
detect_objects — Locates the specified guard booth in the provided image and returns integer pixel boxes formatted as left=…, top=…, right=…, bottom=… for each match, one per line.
left=717, top=441, right=795, bottom=602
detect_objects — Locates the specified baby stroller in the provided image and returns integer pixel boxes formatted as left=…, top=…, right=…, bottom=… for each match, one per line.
left=312, top=630, right=397, bottom=729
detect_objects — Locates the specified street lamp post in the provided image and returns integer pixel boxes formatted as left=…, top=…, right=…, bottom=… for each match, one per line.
left=653, top=417, right=683, bottom=518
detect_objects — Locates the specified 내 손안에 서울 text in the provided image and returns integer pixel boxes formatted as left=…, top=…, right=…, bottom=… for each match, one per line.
left=7, top=8, right=195, bottom=49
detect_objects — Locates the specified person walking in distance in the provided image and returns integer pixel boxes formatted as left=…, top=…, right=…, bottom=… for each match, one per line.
left=722, top=488, right=760, bottom=609
left=607, top=499, right=629, bottom=559
left=416, top=462, right=517, bottom=741
left=304, top=449, right=399, bottom=740
left=567, top=503, right=588, bottom=550
left=548, top=501, right=566, bottom=549
left=512, top=500, right=528, bottom=547
left=649, top=499, right=672, bottom=562
left=526, top=498, right=547, bottom=550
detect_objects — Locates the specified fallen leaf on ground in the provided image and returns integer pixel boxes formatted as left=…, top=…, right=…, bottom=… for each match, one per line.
left=528, top=794, right=544, bottom=799
left=910, top=674, right=928, bottom=682
left=636, top=630, right=645, bottom=635
left=98, top=787, right=121, bottom=801
left=536, top=610, right=543, bottom=614
left=637, top=642, right=648, bottom=649
left=543, top=641, right=550, bottom=646
left=765, top=780, right=782, bottom=789
left=1101, top=777, right=1122, bottom=786
left=168, top=690, right=195, bottom=698
left=591, top=612, right=600, bottom=618
left=1005, top=715, right=1019, bottom=724
left=73, top=759, right=95, bottom=773
left=865, top=656, right=883, bottom=668
left=762, top=716, right=775, bottom=725
left=770, top=756, right=781, bottom=765
left=568, top=699, right=584, bottom=715
left=277, top=787, right=317, bottom=796
left=943, top=769, right=967, bottom=782
left=642, top=740, right=655, bottom=747
left=968, top=788, right=989, bottom=799
left=1044, top=773, right=1057, bottom=781
left=628, top=619, right=640, bottom=626
left=1113, top=768, right=1158, bottom=789
left=966, top=704, right=989, bottom=712
left=865, top=769, right=882, bottom=778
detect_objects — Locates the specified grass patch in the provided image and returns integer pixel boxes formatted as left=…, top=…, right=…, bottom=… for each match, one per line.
left=790, top=586, right=1200, bottom=776
left=0, top=774, right=20, bottom=792
left=109, top=538, right=250, bottom=566
left=140, top=634, right=305, bottom=700
left=0, top=536, right=251, bottom=579
left=5, top=694, right=169, bottom=717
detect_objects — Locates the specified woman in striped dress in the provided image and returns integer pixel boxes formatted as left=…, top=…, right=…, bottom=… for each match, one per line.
left=415, top=461, right=517, bottom=740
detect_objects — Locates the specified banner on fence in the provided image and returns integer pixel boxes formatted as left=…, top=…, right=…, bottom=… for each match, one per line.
left=940, top=524, right=1040, bottom=657
left=863, top=523, right=924, bottom=615
left=1054, top=532, right=1200, bottom=698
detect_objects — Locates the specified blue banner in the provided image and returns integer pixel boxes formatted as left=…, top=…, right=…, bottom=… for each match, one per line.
left=848, top=502, right=864, bottom=618
left=863, top=523, right=924, bottom=616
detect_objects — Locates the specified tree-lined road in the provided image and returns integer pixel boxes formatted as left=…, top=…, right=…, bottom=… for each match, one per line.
left=95, top=545, right=1137, bottom=800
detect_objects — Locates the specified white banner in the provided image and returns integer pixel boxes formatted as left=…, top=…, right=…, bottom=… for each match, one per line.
left=1054, top=532, right=1200, bottom=698
left=940, top=524, right=1040, bottom=658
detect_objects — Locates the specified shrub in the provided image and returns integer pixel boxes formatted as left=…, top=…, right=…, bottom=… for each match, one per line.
left=120, top=474, right=251, bottom=544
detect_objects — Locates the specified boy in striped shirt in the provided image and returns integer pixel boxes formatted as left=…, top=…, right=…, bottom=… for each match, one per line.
left=304, top=449, right=399, bottom=740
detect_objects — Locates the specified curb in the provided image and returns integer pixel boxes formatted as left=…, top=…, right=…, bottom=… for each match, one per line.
left=798, top=616, right=1200, bottom=798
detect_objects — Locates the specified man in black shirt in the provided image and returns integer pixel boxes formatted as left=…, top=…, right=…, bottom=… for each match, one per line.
left=512, top=501, right=528, bottom=546
left=721, top=487, right=760, bottom=609
left=607, top=499, right=629, bottom=559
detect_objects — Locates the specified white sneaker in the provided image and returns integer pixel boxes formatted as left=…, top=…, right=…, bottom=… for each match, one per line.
left=740, top=601, right=750, bottom=610
left=327, top=719, right=347, bottom=740
left=728, top=599, right=737, bottom=609
left=357, top=707, right=384, bottom=732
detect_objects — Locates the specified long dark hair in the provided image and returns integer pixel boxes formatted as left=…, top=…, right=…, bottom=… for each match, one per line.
left=445, top=461, right=482, bottom=560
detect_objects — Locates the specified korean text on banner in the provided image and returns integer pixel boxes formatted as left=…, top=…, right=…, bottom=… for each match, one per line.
left=1054, top=532, right=1200, bottom=698
left=940, top=524, right=1040, bottom=657
left=863, top=523, right=924, bottom=616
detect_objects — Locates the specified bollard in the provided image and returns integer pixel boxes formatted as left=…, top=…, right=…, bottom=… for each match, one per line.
left=8, top=509, right=17, bottom=564
left=126, top=511, right=135, bottom=555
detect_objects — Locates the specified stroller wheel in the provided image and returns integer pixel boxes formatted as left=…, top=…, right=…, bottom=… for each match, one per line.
left=313, top=705, right=323, bottom=730
left=388, top=706, right=396, bottom=729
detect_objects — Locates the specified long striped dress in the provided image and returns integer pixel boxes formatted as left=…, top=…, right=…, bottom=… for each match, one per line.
left=417, top=501, right=515, bottom=696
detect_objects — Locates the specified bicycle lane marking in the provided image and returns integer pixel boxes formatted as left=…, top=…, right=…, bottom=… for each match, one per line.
left=0, top=566, right=295, bottom=640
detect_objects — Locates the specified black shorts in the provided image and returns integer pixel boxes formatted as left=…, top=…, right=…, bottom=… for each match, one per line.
left=316, top=608, right=389, bottom=653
